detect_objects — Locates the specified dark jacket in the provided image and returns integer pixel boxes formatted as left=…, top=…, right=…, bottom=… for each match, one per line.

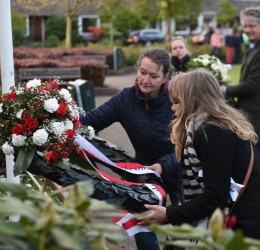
left=166, top=124, right=260, bottom=239
left=80, top=84, right=180, bottom=204
left=226, top=40, right=260, bottom=141
left=171, top=55, right=191, bottom=72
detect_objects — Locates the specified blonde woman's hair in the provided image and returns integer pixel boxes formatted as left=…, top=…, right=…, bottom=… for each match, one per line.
left=169, top=68, right=258, bottom=160
left=170, top=36, right=191, bottom=56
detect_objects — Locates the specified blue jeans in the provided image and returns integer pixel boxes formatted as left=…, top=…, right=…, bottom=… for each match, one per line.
left=134, top=231, right=160, bottom=250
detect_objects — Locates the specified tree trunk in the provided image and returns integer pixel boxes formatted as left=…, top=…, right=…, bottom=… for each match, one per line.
left=165, top=7, right=172, bottom=44
left=65, top=14, right=72, bottom=48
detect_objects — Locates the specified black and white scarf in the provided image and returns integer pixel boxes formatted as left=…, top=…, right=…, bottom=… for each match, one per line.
left=182, top=113, right=208, bottom=228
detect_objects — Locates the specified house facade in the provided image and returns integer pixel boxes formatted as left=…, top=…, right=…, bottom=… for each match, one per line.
left=173, top=0, right=260, bottom=36
left=11, top=0, right=260, bottom=41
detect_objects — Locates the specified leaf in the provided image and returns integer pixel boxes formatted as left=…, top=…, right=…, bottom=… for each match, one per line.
left=0, top=181, right=27, bottom=198
left=51, top=228, right=82, bottom=250
left=0, top=221, right=25, bottom=237
left=13, top=149, right=35, bottom=176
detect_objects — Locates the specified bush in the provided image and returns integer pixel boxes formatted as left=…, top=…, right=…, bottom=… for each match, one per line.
left=44, top=35, right=61, bottom=48
left=0, top=180, right=124, bottom=250
left=12, top=26, right=25, bottom=47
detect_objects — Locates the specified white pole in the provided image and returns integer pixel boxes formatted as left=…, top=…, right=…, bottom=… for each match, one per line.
left=0, top=0, right=20, bottom=184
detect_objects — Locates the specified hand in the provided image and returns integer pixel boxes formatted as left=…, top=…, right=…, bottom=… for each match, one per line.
left=144, top=163, right=162, bottom=175
left=137, top=204, right=168, bottom=226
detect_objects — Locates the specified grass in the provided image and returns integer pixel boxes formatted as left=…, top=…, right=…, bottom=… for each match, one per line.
left=228, top=64, right=241, bottom=85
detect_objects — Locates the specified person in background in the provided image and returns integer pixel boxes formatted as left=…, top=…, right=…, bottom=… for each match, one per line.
left=170, top=36, right=191, bottom=72
left=233, top=28, right=243, bottom=64
left=225, top=27, right=236, bottom=64
left=138, top=68, right=260, bottom=242
left=220, top=6, right=260, bottom=153
left=80, top=47, right=179, bottom=250
left=210, top=26, right=225, bottom=60
left=204, top=25, right=214, bottom=44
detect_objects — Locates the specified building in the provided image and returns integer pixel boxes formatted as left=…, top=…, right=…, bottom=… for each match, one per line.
left=11, top=0, right=260, bottom=41
left=11, top=0, right=100, bottom=42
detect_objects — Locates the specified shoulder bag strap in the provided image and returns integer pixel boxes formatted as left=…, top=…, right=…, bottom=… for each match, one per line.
left=229, top=142, right=254, bottom=214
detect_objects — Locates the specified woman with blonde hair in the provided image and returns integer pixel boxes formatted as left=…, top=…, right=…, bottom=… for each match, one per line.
left=138, top=68, right=260, bottom=240
left=170, top=36, right=191, bottom=72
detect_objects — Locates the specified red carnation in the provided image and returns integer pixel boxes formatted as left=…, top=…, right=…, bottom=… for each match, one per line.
left=23, top=117, right=39, bottom=132
left=48, top=80, right=59, bottom=89
left=73, top=118, right=81, bottom=128
left=66, top=129, right=75, bottom=140
left=3, top=92, right=16, bottom=101
left=56, top=100, right=67, bottom=117
left=45, top=151, right=60, bottom=165
left=12, top=124, right=24, bottom=135
left=22, top=111, right=31, bottom=118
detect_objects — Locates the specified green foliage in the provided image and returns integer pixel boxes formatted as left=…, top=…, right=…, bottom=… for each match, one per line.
left=151, top=208, right=260, bottom=250
left=44, top=35, right=61, bottom=48
left=46, top=16, right=82, bottom=47
left=217, top=0, right=236, bottom=24
left=12, top=10, right=26, bottom=47
left=46, top=16, right=66, bottom=41
left=0, top=180, right=124, bottom=250
left=12, top=10, right=26, bottom=28
left=12, top=26, right=26, bottom=47
left=131, top=0, right=160, bottom=26
left=113, top=10, right=147, bottom=35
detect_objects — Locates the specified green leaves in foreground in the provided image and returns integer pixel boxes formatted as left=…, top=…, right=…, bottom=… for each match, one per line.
left=151, top=208, right=260, bottom=250
left=0, top=180, right=124, bottom=250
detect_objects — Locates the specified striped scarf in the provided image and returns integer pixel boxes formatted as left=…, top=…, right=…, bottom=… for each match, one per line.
left=182, top=113, right=208, bottom=228
left=182, top=113, right=208, bottom=201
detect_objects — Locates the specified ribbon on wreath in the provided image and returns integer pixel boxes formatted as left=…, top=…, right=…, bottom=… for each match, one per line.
left=74, top=134, right=166, bottom=236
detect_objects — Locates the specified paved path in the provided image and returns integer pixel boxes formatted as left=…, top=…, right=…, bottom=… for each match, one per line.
left=95, top=72, right=137, bottom=157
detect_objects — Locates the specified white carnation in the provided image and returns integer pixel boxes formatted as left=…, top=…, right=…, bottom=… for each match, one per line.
left=87, top=126, right=95, bottom=140
left=26, top=79, right=42, bottom=89
left=2, top=142, right=14, bottom=155
left=12, top=134, right=27, bottom=147
left=59, top=88, right=72, bottom=102
left=33, top=129, right=49, bottom=146
left=16, top=109, right=24, bottom=118
left=0, top=103, right=3, bottom=113
left=44, top=98, right=59, bottom=113
left=68, top=104, right=80, bottom=118
left=50, top=122, right=65, bottom=136
left=65, top=119, right=74, bottom=130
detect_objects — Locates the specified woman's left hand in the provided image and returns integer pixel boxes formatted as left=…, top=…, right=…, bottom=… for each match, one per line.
left=137, top=204, right=168, bottom=226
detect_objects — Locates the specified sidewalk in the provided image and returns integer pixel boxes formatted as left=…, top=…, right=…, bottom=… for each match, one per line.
left=94, top=72, right=137, bottom=157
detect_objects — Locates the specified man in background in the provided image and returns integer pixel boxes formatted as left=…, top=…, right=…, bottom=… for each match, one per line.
left=221, top=6, right=260, bottom=152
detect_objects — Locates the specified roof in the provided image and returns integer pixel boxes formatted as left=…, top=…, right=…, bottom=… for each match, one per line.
left=11, top=0, right=99, bottom=17
left=202, top=0, right=260, bottom=15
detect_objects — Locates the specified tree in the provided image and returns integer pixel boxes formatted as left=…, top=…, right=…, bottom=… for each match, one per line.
left=217, top=0, right=236, bottom=26
left=157, top=0, right=202, bottom=43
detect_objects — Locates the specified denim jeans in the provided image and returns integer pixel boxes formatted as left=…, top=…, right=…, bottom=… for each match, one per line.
left=134, top=231, right=160, bottom=250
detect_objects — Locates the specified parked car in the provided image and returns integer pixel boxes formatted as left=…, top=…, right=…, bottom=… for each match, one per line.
left=191, top=31, right=206, bottom=45
left=124, top=29, right=164, bottom=45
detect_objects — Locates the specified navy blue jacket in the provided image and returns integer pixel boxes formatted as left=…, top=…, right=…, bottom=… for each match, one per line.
left=80, top=84, right=180, bottom=204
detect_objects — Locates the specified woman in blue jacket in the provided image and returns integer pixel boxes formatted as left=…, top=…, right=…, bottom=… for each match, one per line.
left=80, top=47, right=179, bottom=250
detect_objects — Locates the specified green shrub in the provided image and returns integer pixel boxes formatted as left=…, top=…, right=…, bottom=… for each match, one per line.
left=44, top=35, right=61, bottom=48
left=0, top=180, right=124, bottom=250
left=12, top=27, right=25, bottom=47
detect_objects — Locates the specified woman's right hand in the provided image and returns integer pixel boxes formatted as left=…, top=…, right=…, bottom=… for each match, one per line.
left=144, top=163, right=162, bottom=175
